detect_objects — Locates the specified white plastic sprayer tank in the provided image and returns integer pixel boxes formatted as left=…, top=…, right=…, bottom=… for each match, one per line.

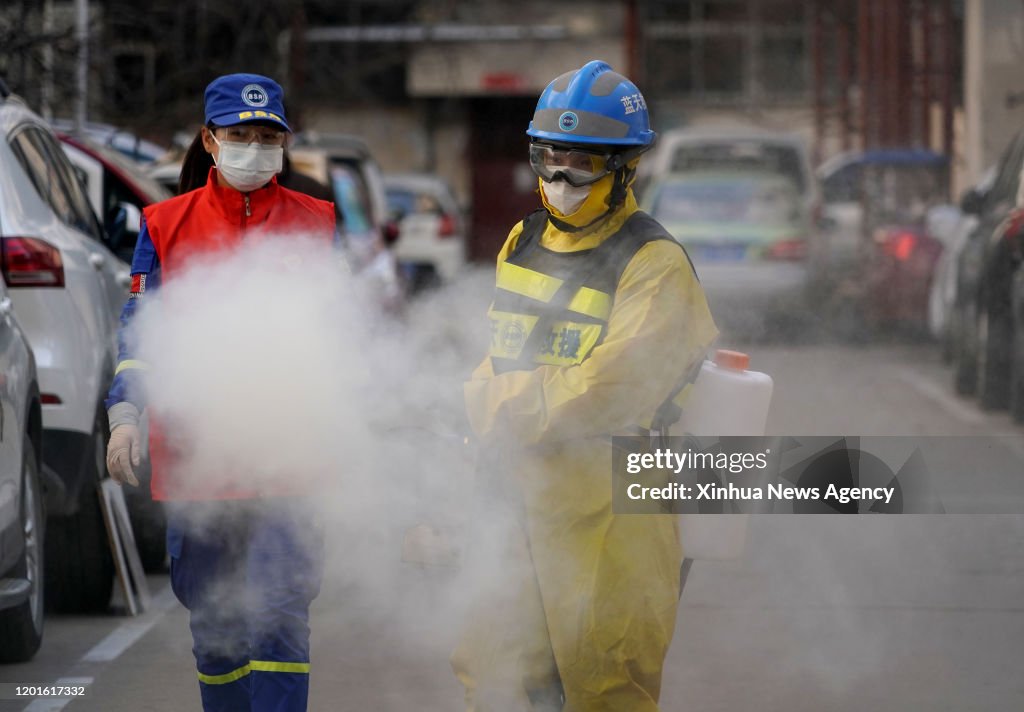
left=676, top=349, right=774, bottom=436
left=674, top=349, right=774, bottom=560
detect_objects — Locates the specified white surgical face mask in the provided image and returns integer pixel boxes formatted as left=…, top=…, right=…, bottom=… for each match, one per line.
left=212, top=136, right=284, bottom=193
left=541, top=178, right=591, bottom=216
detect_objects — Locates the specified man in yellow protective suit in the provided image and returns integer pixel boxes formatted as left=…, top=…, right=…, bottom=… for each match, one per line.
left=452, top=60, right=719, bottom=711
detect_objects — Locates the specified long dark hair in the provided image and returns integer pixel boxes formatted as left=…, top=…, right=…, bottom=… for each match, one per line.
left=177, top=125, right=215, bottom=194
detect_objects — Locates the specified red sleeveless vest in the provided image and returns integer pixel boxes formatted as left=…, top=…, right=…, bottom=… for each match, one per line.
left=143, top=167, right=335, bottom=501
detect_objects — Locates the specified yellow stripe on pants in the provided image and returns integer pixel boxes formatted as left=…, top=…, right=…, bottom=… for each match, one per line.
left=115, top=359, right=150, bottom=375
left=250, top=660, right=311, bottom=674
left=198, top=664, right=250, bottom=685
left=197, top=660, right=310, bottom=684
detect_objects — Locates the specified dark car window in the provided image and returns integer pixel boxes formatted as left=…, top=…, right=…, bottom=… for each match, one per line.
left=42, top=133, right=105, bottom=242
left=10, top=125, right=103, bottom=241
left=821, top=163, right=862, bottom=203
left=10, top=126, right=77, bottom=226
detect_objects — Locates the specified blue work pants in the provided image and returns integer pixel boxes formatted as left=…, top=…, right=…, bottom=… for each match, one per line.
left=167, top=499, right=324, bottom=712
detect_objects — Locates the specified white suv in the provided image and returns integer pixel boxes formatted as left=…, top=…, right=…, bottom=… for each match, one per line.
left=0, top=83, right=128, bottom=611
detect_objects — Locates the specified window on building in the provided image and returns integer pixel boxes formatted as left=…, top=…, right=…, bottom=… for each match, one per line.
left=702, top=35, right=745, bottom=93
left=759, top=35, right=807, bottom=95
left=642, top=0, right=809, bottom=104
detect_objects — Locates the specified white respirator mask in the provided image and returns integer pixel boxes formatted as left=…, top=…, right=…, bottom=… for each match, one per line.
left=540, top=178, right=589, bottom=217
left=542, top=178, right=591, bottom=216
left=212, top=136, right=284, bottom=193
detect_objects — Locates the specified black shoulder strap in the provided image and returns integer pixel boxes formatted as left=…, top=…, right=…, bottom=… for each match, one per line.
left=616, top=211, right=700, bottom=283
left=507, top=209, right=549, bottom=262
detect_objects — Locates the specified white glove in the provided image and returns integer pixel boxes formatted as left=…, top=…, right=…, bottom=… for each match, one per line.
left=106, top=424, right=141, bottom=487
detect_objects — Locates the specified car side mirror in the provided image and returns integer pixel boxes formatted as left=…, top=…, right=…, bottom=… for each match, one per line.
left=960, top=188, right=984, bottom=216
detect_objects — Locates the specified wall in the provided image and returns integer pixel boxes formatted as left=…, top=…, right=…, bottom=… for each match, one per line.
left=302, top=103, right=472, bottom=208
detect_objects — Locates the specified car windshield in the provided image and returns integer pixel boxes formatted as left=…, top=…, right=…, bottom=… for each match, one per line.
left=669, top=141, right=806, bottom=192
left=386, top=188, right=417, bottom=217
left=650, top=178, right=800, bottom=226
left=861, top=164, right=946, bottom=227
left=386, top=187, right=443, bottom=218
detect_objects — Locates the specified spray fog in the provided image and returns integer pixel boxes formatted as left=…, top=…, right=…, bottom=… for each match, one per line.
left=135, top=234, right=506, bottom=661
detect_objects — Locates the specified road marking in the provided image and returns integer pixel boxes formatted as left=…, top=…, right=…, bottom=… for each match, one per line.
left=894, top=367, right=986, bottom=425
left=81, top=585, right=177, bottom=663
left=20, top=585, right=177, bottom=711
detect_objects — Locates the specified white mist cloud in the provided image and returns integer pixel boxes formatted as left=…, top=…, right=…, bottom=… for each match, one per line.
left=137, top=236, right=375, bottom=496
left=134, top=236, right=501, bottom=664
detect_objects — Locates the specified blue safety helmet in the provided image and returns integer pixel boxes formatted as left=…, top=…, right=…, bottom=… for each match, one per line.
left=526, top=60, right=655, bottom=148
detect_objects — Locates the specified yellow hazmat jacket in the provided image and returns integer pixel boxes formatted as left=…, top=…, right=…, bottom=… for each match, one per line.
left=466, top=186, right=718, bottom=445
left=454, top=176, right=718, bottom=712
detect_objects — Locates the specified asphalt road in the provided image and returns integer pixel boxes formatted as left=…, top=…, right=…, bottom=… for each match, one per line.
left=2, top=307, right=1023, bottom=710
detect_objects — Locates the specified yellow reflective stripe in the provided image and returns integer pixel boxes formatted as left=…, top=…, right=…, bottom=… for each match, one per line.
left=197, top=660, right=310, bottom=684
left=567, top=286, right=612, bottom=320
left=115, top=359, right=150, bottom=375
left=250, top=660, right=311, bottom=674
left=496, top=261, right=563, bottom=303
left=198, top=664, right=251, bottom=685
left=488, top=310, right=540, bottom=360
left=497, top=261, right=611, bottom=320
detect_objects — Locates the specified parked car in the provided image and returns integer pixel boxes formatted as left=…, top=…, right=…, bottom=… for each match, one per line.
left=384, top=173, right=467, bottom=291
left=640, top=127, right=818, bottom=218
left=640, top=170, right=812, bottom=336
left=1, top=83, right=125, bottom=611
left=1009, top=250, right=1024, bottom=421
left=49, top=119, right=167, bottom=164
left=925, top=167, right=996, bottom=359
left=811, top=150, right=949, bottom=337
left=58, top=133, right=173, bottom=570
left=59, top=132, right=173, bottom=264
left=146, top=158, right=184, bottom=195
left=0, top=276, right=45, bottom=662
left=951, top=128, right=1024, bottom=407
left=289, top=133, right=405, bottom=312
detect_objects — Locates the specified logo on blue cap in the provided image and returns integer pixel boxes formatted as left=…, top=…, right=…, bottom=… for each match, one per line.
left=205, top=74, right=290, bottom=131
left=559, top=111, right=579, bottom=132
left=242, top=84, right=268, bottom=107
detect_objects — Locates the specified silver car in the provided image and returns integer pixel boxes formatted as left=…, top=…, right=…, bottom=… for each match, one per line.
left=384, top=173, right=467, bottom=286
left=1, top=84, right=127, bottom=612
left=0, top=276, right=45, bottom=662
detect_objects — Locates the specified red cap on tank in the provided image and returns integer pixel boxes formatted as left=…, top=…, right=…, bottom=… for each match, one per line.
left=714, top=349, right=750, bottom=371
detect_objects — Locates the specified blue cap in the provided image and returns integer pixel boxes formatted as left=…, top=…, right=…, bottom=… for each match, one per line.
left=204, top=73, right=290, bottom=132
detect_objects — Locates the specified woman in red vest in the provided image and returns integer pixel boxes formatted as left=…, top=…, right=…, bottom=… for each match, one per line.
left=105, top=73, right=336, bottom=712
